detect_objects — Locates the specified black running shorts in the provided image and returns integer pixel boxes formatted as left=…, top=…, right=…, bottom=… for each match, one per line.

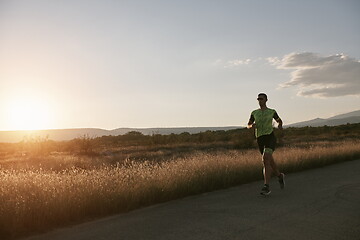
left=257, top=132, right=276, bottom=155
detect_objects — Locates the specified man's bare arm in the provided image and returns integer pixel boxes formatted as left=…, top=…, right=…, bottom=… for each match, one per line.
left=276, top=118, right=283, bottom=130
left=247, top=120, right=255, bottom=129
left=248, top=114, right=255, bottom=129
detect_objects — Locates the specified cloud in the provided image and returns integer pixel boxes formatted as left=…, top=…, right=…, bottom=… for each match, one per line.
left=266, top=57, right=281, bottom=65
left=269, top=52, right=360, bottom=98
left=225, top=58, right=252, bottom=67
left=214, top=58, right=254, bottom=68
left=214, top=57, right=268, bottom=68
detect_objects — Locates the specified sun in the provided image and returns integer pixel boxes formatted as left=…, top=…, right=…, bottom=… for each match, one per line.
left=6, top=97, right=51, bottom=131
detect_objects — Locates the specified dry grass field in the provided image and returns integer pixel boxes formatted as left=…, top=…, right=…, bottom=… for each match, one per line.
left=1, top=139, right=360, bottom=239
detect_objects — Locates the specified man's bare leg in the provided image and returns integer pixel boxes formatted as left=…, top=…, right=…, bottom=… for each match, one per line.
left=262, top=151, right=280, bottom=184
left=268, top=153, right=281, bottom=177
left=262, top=153, right=272, bottom=184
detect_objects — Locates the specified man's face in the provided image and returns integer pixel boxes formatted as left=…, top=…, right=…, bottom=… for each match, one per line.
left=257, top=96, right=267, bottom=106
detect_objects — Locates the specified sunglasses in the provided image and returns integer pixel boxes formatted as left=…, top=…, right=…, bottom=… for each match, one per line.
left=257, top=98, right=265, bottom=100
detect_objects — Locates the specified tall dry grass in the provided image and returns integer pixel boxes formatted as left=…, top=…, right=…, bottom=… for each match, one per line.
left=1, top=141, right=360, bottom=239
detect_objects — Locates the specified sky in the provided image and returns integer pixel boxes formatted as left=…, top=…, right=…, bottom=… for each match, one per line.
left=0, top=0, right=359, bottom=131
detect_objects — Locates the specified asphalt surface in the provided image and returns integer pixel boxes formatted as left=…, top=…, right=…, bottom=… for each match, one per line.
left=25, top=159, right=360, bottom=240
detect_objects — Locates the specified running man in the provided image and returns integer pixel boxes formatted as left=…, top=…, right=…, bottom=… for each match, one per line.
left=247, top=93, right=285, bottom=195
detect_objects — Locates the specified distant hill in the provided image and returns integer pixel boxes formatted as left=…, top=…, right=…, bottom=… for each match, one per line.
left=0, top=128, right=111, bottom=143
left=1, top=109, right=359, bottom=143
left=327, top=110, right=360, bottom=120
left=0, top=126, right=240, bottom=143
left=287, top=110, right=360, bottom=127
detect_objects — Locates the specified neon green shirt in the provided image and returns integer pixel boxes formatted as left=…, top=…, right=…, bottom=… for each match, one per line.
left=249, top=108, right=280, bottom=138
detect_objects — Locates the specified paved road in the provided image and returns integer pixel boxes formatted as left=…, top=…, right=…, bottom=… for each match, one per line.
left=25, top=160, right=360, bottom=240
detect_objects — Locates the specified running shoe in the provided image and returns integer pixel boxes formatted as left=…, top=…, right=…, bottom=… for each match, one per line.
left=260, top=185, right=271, bottom=196
left=278, top=173, right=285, bottom=189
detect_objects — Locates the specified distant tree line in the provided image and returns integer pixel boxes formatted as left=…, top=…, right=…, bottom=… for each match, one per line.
left=92, top=129, right=254, bottom=148
left=0, top=123, right=359, bottom=156
left=92, top=123, right=360, bottom=148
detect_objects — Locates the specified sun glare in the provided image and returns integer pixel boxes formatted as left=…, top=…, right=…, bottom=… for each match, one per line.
left=6, top=97, right=51, bottom=131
